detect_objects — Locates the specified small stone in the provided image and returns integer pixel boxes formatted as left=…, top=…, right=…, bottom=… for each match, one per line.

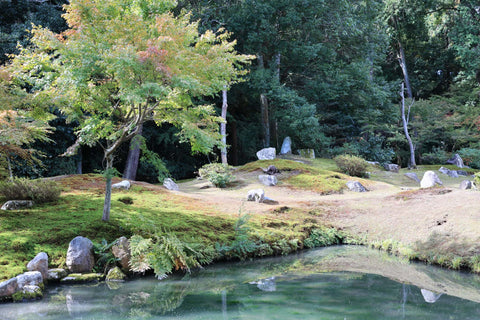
left=1, top=200, right=34, bottom=210
left=459, top=180, right=472, bottom=190
left=112, top=180, right=131, bottom=190
left=47, top=268, right=68, bottom=281
left=112, top=236, right=131, bottom=272
left=256, top=148, right=276, bottom=160
left=258, top=175, right=278, bottom=186
left=247, top=189, right=265, bottom=203
left=163, top=178, right=179, bottom=191
left=261, top=165, right=280, bottom=175
left=404, top=172, right=420, bottom=183
left=439, top=166, right=458, bottom=178
left=346, top=181, right=367, bottom=192
left=27, top=252, right=48, bottom=281
left=297, top=149, right=315, bottom=159
left=106, top=267, right=126, bottom=281
left=60, top=273, right=104, bottom=284
left=384, top=163, right=400, bottom=173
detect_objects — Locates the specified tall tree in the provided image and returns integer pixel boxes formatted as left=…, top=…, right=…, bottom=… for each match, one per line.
left=11, top=0, right=251, bottom=221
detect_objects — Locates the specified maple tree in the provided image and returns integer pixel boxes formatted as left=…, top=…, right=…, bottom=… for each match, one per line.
left=11, top=0, right=251, bottom=221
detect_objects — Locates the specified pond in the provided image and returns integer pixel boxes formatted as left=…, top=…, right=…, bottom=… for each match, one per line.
left=1, top=246, right=480, bottom=319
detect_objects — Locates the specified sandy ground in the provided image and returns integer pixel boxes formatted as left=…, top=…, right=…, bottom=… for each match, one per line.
left=174, top=170, right=480, bottom=249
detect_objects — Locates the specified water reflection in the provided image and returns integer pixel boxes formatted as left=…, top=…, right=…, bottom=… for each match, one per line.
left=1, top=246, right=479, bottom=319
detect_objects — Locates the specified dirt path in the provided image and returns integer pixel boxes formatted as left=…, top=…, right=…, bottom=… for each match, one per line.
left=176, top=170, right=480, bottom=249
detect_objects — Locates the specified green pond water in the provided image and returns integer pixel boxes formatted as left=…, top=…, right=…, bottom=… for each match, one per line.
left=2, top=246, right=480, bottom=319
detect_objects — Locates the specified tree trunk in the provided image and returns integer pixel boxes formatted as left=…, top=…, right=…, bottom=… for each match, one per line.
left=6, top=156, right=12, bottom=181
left=102, top=155, right=114, bottom=221
left=257, top=54, right=270, bottom=147
left=123, top=124, right=143, bottom=180
left=220, top=87, right=228, bottom=165
left=401, top=83, right=416, bottom=168
left=76, top=148, right=82, bottom=174
left=397, top=41, right=413, bottom=99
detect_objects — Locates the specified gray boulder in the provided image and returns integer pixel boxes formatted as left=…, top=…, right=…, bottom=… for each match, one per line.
left=457, top=170, right=468, bottom=176
left=297, top=149, right=315, bottom=159
left=112, top=236, right=131, bottom=272
left=163, top=178, right=179, bottom=191
left=0, top=278, right=17, bottom=298
left=256, top=147, right=276, bottom=160
left=1, top=200, right=34, bottom=210
left=247, top=189, right=265, bottom=203
left=460, top=180, right=472, bottom=190
left=280, top=137, right=292, bottom=154
left=26, top=252, right=48, bottom=280
left=420, top=171, right=443, bottom=188
left=112, top=180, right=131, bottom=190
left=346, top=181, right=367, bottom=192
left=47, top=268, right=68, bottom=281
left=66, top=236, right=95, bottom=273
left=404, top=172, right=420, bottom=183
left=261, top=165, right=280, bottom=175
left=258, top=175, right=278, bottom=186
left=384, top=163, right=400, bottom=173
left=446, top=153, right=464, bottom=168
left=106, top=267, right=126, bottom=281
left=439, top=166, right=459, bottom=178
left=16, top=271, right=43, bottom=290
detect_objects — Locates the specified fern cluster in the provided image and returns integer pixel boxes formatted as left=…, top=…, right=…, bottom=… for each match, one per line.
left=129, top=233, right=215, bottom=279
left=216, top=214, right=258, bottom=260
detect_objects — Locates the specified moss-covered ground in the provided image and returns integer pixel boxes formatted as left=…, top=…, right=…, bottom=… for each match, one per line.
left=1, top=159, right=479, bottom=281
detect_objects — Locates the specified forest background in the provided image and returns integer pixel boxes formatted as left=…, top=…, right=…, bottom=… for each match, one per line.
left=2, top=0, right=480, bottom=182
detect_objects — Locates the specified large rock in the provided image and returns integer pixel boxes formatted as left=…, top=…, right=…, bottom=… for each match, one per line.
left=404, top=172, right=420, bottom=183
left=446, top=153, right=464, bottom=168
left=346, top=181, right=367, bottom=192
left=439, top=166, right=459, bottom=178
left=1, top=200, right=34, bottom=210
left=420, top=171, right=443, bottom=188
left=256, top=147, right=276, bottom=160
left=258, top=175, right=278, bottom=186
left=16, top=271, right=43, bottom=290
left=460, top=180, right=472, bottom=190
left=297, top=149, right=315, bottom=159
left=112, top=236, right=131, bottom=272
left=163, top=178, right=179, bottom=191
left=279, top=137, right=292, bottom=155
left=247, top=189, right=265, bottom=203
left=66, top=236, right=95, bottom=273
left=112, top=180, right=131, bottom=190
left=0, top=278, right=17, bottom=298
left=384, top=163, right=400, bottom=173
left=26, top=252, right=48, bottom=281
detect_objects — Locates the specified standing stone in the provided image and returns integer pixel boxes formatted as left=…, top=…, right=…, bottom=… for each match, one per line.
left=297, top=149, right=315, bottom=159
left=1, top=200, right=34, bottom=210
left=247, top=189, right=265, bottom=203
left=258, top=175, right=278, bottom=186
left=112, top=236, right=131, bottom=272
left=420, top=171, right=443, bottom=188
left=280, top=137, right=292, bottom=155
left=26, top=252, right=48, bottom=281
left=256, top=148, right=276, bottom=160
left=163, top=178, right=179, bottom=191
left=446, top=153, right=464, bottom=168
left=460, top=180, right=472, bottom=190
left=66, top=236, right=94, bottom=273
left=404, top=172, right=420, bottom=183
left=384, top=163, right=400, bottom=173
left=346, top=181, right=367, bottom=192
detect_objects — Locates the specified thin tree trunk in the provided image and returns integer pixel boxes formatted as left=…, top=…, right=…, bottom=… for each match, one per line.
left=257, top=54, right=270, bottom=147
left=397, top=41, right=413, bottom=99
left=102, top=154, right=114, bottom=221
left=6, top=156, right=12, bottom=181
left=76, top=148, right=82, bottom=174
left=401, top=83, right=416, bottom=168
left=220, top=87, right=228, bottom=165
left=123, top=124, right=143, bottom=180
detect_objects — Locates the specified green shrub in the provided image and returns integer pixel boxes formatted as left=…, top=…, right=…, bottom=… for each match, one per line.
left=0, top=178, right=61, bottom=204
left=215, top=214, right=258, bottom=260
left=304, top=227, right=342, bottom=248
left=421, top=147, right=449, bottom=165
left=334, top=154, right=368, bottom=177
left=93, top=239, right=118, bottom=274
left=198, top=163, right=235, bottom=188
